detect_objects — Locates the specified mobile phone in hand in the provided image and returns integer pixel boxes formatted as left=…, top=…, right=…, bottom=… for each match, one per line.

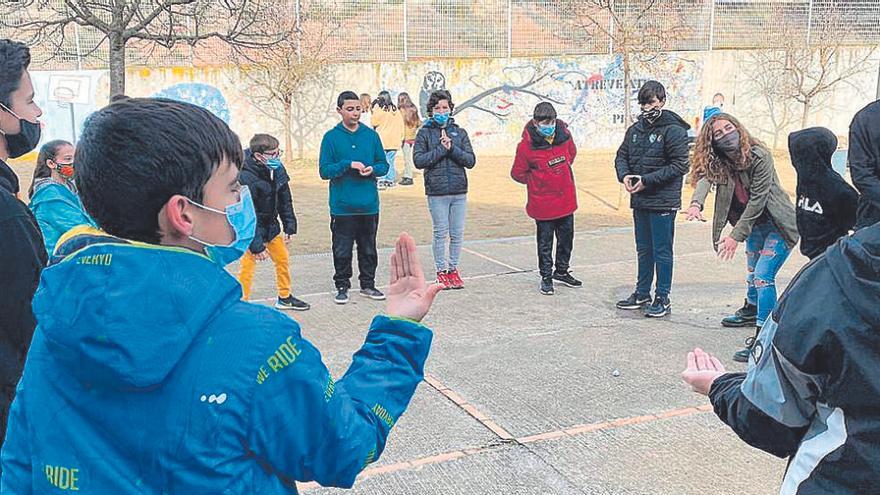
left=629, top=176, right=640, bottom=188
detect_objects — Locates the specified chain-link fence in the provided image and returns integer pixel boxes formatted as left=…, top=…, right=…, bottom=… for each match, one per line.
left=3, top=0, right=878, bottom=69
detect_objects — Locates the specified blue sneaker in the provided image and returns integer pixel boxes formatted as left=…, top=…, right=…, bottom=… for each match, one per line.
left=644, top=296, right=671, bottom=318
left=616, top=292, right=651, bottom=310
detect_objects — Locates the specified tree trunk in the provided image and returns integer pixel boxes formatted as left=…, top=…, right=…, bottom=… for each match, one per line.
left=622, top=50, right=632, bottom=128
left=108, top=33, right=126, bottom=97
left=801, top=97, right=812, bottom=129
left=283, top=96, right=294, bottom=161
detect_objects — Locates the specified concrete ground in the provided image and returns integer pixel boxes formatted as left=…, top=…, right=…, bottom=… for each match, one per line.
left=234, top=220, right=806, bottom=495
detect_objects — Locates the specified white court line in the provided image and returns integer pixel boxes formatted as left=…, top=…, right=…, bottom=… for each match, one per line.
left=461, top=246, right=526, bottom=273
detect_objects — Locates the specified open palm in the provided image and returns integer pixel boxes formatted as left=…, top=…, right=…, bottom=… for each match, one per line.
left=387, top=233, right=443, bottom=322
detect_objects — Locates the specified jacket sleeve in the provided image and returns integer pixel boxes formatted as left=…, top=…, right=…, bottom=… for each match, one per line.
left=510, top=142, right=530, bottom=184
left=730, top=150, right=775, bottom=242
left=614, top=128, right=632, bottom=182
left=31, top=198, right=93, bottom=256
left=247, top=315, right=432, bottom=489
left=640, top=125, right=690, bottom=189
left=239, top=172, right=266, bottom=254
left=848, top=111, right=880, bottom=209
left=370, top=134, right=390, bottom=177
left=708, top=315, right=815, bottom=459
left=413, top=128, right=447, bottom=170
left=0, top=382, right=32, bottom=495
left=277, top=179, right=297, bottom=235
left=568, top=136, right=578, bottom=164
left=319, top=134, right=353, bottom=180
left=449, top=129, right=476, bottom=169
left=689, top=178, right=712, bottom=210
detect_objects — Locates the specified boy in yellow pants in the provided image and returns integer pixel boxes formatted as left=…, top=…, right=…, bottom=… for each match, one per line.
left=238, top=134, right=309, bottom=310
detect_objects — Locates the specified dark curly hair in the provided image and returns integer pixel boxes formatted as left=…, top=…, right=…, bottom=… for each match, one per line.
left=0, top=40, right=30, bottom=108
left=426, top=90, right=454, bottom=116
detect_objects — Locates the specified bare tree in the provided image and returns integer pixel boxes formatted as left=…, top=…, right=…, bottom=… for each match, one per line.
left=559, top=0, right=691, bottom=127
left=0, top=0, right=285, bottom=96
left=741, top=50, right=801, bottom=149
left=764, top=3, right=877, bottom=128
left=234, top=3, right=340, bottom=159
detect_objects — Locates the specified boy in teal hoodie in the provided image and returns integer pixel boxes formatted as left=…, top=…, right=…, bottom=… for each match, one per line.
left=1, top=98, right=442, bottom=493
left=320, top=90, right=390, bottom=305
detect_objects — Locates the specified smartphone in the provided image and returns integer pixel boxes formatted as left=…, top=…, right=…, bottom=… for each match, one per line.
left=628, top=176, right=640, bottom=188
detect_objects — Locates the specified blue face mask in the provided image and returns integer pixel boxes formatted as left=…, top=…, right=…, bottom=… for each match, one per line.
left=433, top=112, right=450, bottom=125
left=266, top=157, right=282, bottom=170
left=188, top=186, right=257, bottom=266
left=537, top=123, right=556, bottom=137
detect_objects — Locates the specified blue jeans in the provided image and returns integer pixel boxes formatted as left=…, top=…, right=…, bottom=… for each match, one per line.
left=381, top=150, right=398, bottom=182
left=427, top=194, right=467, bottom=272
left=745, top=222, right=792, bottom=326
left=633, top=209, right=676, bottom=298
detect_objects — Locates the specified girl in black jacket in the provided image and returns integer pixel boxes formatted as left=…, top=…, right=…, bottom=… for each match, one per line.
left=413, top=90, right=476, bottom=290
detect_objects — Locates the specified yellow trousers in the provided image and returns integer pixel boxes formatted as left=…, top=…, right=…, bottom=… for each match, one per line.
left=238, top=235, right=291, bottom=300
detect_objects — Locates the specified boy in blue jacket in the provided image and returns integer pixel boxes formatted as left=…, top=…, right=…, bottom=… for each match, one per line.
left=320, top=91, right=390, bottom=305
left=1, top=98, right=442, bottom=493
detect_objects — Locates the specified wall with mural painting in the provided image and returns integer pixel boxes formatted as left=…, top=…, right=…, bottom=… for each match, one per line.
left=28, top=49, right=879, bottom=158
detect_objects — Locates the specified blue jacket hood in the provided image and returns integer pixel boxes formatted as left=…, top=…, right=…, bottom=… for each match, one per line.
left=33, top=227, right=242, bottom=389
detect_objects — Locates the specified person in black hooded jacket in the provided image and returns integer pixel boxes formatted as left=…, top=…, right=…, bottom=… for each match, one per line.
left=682, top=220, right=880, bottom=494
left=237, top=134, right=309, bottom=311
left=614, top=80, right=691, bottom=318
left=789, top=127, right=858, bottom=259
left=848, top=99, right=880, bottom=230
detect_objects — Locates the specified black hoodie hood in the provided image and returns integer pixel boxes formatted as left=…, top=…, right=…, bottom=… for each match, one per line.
left=789, top=127, right=837, bottom=180
left=525, top=119, right=572, bottom=150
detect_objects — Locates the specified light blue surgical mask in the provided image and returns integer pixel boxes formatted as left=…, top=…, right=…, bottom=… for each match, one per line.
left=433, top=112, right=450, bottom=126
left=266, top=157, right=282, bottom=170
left=537, top=123, right=556, bottom=137
left=188, top=186, right=257, bottom=266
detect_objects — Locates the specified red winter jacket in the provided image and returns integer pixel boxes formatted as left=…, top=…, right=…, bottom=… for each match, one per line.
left=511, top=120, right=578, bottom=221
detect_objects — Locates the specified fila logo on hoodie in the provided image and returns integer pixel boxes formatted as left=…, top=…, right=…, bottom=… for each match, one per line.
left=798, top=196, right=825, bottom=215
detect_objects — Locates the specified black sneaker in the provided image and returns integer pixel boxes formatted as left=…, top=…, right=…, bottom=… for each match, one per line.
left=540, top=277, right=554, bottom=295
left=721, top=299, right=758, bottom=327
left=399, top=178, right=414, bottom=186
left=334, top=288, right=349, bottom=305
left=733, top=327, right=762, bottom=363
left=360, top=287, right=386, bottom=301
left=616, top=292, right=652, bottom=310
left=275, top=295, right=310, bottom=311
left=644, top=296, right=671, bottom=318
left=553, top=271, right=582, bottom=288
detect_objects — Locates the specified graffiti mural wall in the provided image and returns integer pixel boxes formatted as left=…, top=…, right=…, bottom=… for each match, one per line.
left=28, top=49, right=878, bottom=158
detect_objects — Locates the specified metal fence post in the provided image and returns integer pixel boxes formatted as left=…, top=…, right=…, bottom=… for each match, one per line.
left=507, top=0, right=513, bottom=58
left=403, top=0, right=409, bottom=62
left=806, top=0, right=814, bottom=46
left=708, top=0, right=716, bottom=51
left=295, top=0, right=302, bottom=64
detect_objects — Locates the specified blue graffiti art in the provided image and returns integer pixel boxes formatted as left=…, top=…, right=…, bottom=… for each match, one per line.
left=153, top=83, right=230, bottom=123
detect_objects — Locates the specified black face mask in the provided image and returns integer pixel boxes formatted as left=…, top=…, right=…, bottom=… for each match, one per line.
left=714, top=130, right=741, bottom=157
left=641, top=107, right=662, bottom=124
left=0, top=103, right=42, bottom=159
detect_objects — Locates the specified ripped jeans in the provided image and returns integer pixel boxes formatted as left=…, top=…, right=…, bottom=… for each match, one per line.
left=745, top=222, right=792, bottom=326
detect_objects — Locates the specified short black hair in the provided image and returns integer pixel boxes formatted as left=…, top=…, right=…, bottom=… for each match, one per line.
left=533, top=102, right=557, bottom=121
left=638, top=80, right=666, bottom=105
left=426, top=90, right=454, bottom=116
left=250, top=134, right=279, bottom=154
left=109, top=94, right=130, bottom=103
left=337, top=91, right=360, bottom=109
left=76, top=98, right=244, bottom=244
left=0, top=40, right=31, bottom=108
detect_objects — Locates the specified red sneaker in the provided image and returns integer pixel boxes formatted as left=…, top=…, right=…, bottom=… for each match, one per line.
left=437, top=271, right=453, bottom=290
left=447, top=269, right=465, bottom=289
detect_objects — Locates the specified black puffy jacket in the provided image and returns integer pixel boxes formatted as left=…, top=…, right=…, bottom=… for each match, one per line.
left=709, top=222, right=880, bottom=494
left=849, top=100, right=880, bottom=229
left=239, top=149, right=297, bottom=254
left=789, top=127, right=859, bottom=259
left=413, top=118, right=476, bottom=196
left=614, top=110, right=691, bottom=210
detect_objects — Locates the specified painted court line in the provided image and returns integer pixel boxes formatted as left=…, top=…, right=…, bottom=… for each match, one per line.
left=461, top=246, right=527, bottom=273
left=423, top=373, right=515, bottom=441
left=296, top=403, right=715, bottom=492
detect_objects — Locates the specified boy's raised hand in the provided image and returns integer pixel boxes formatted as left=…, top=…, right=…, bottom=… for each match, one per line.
left=387, top=232, right=443, bottom=322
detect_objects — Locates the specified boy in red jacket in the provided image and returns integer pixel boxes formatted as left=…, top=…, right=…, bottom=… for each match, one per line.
left=511, top=102, right=581, bottom=295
